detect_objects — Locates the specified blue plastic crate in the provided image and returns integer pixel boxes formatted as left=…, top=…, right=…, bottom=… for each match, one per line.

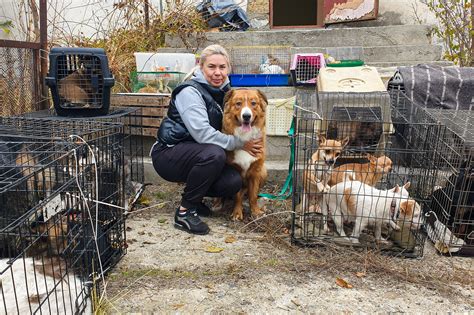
left=229, top=74, right=289, bottom=87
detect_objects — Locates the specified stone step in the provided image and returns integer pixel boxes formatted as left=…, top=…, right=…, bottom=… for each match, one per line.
left=166, top=24, right=434, bottom=48
left=293, top=44, right=442, bottom=63
left=155, top=44, right=444, bottom=71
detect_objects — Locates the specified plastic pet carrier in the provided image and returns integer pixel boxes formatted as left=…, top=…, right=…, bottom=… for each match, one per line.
left=290, top=53, right=326, bottom=86
left=45, top=47, right=115, bottom=117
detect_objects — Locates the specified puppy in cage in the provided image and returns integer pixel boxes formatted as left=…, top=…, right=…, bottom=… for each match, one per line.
left=300, top=135, right=349, bottom=214
left=59, top=65, right=94, bottom=105
left=328, top=154, right=393, bottom=187
left=322, top=180, right=423, bottom=245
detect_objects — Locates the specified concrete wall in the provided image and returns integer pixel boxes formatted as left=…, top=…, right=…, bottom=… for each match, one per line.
left=246, top=0, right=437, bottom=29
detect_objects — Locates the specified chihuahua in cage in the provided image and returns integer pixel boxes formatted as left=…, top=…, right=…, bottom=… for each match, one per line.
left=300, top=135, right=349, bottom=214
left=328, top=154, right=393, bottom=187
left=322, top=180, right=422, bottom=244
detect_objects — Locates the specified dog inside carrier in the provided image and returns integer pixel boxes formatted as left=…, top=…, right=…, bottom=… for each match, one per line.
left=291, top=89, right=443, bottom=257
left=0, top=117, right=128, bottom=313
left=45, top=47, right=115, bottom=117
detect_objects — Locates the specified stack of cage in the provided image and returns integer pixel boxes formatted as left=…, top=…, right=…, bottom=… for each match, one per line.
left=228, top=46, right=291, bottom=87
left=0, top=117, right=126, bottom=313
left=390, top=90, right=473, bottom=256
left=45, top=47, right=115, bottom=117
left=21, top=107, right=145, bottom=201
left=290, top=53, right=326, bottom=86
left=291, top=88, right=452, bottom=257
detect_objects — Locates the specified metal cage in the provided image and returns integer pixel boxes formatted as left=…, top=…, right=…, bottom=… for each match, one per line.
left=390, top=90, right=473, bottom=256
left=0, top=117, right=127, bottom=313
left=290, top=89, right=449, bottom=257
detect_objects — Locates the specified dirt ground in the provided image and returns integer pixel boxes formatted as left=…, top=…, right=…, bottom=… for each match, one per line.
left=102, top=178, right=473, bottom=313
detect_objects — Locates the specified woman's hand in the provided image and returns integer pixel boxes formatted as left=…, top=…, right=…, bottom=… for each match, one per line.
left=243, top=138, right=263, bottom=157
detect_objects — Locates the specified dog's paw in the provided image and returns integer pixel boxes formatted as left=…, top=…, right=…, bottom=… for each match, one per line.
left=251, top=207, right=265, bottom=218
left=231, top=209, right=244, bottom=221
left=316, top=182, right=326, bottom=192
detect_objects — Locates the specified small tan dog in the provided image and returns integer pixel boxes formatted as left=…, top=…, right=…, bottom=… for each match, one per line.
left=328, top=154, right=393, bottom=187
left=59, top=68, right=93, bottom=104
left=300, top=135, right=349, bottom=213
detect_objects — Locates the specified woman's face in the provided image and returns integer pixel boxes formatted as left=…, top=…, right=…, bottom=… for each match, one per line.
left=201, top=54, right=229, bottom=87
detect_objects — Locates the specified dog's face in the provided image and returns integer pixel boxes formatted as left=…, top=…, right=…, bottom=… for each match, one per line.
left=368, top=154, right=393, bottom=173
left=223, top=89, right=267, bottom=133
left=399, top=199, right=423, bottom=230
left=313, top=135, right=349, bottom=166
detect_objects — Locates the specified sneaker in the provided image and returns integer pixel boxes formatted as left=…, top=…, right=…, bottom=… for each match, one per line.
left=174, top=208, right=210, bottom=235
left=196, top=202, right=212, bottom=217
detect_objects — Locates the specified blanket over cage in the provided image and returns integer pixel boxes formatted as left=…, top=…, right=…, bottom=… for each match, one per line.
left=398, top=64, right=474, bottom=110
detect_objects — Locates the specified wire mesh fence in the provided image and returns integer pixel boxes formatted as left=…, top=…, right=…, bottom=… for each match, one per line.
left=0, top=47, right=39, bottom=116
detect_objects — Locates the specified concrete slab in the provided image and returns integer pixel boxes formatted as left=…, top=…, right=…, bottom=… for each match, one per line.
left=166, top=25, right=433, bottom=48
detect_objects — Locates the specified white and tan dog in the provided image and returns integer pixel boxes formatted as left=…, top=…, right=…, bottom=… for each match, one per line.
left=300, top=136, right=349, bottom=213
left=322, top=180, right=420, bottom=244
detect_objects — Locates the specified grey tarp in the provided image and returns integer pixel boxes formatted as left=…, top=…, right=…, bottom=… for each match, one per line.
left=398, top=65, right=474, bottom=110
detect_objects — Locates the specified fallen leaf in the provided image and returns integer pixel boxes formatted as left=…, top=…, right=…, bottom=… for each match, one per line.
left=138, top=196, right=151, bottom=206
left=138, top=231, right=145, bottom=235
left=291, top=299, right=301, bottom=307
left=142, top=241, right=156, bottom=245
left=225, top=235, right=237, bottom=243
left=205, top=246, right=224, bottom=253
left=335, top=277, right=353, bottom=289
left=172, top=303, right=185, bottom=310
left=355, top=272, right=366, bottom=278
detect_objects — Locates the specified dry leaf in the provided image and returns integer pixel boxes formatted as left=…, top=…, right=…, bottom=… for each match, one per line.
left=335, top=277, right=353, bottom=289
left=204, top=246, right=224, bottom=253
left=355, top=272, right=366, bottom=278
left=225, top=236, right=237, bottom=243
left=172, top=303, right=185, bottom=310
left=158, top=218, right=167, bottom=224
left=138, top=196, right=151, bottom=206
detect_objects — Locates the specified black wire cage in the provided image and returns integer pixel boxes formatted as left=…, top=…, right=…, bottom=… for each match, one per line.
left=390, top=90, right=473, bottom=256
left=0, top=117, right=127, bottom=313
left=290, top=89, right=449, bottom=257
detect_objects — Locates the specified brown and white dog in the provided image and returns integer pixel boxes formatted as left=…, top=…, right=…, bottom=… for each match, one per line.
left=300, top=136, right=349, bottom=213
left=222, top=89, right=268, bottom=221
left=328, top=154, right=393, bottom=187
left=322, top=180, right=421, bottom=244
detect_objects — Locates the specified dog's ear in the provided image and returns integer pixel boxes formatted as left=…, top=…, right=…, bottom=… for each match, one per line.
left=318, top=135, right=327, bottom=144
left=403, top=182, right=411, bottom=190
left=224, top=90, right=235, bottom=106
left=341, top=136, right=350, bottom=148
left=392, top=184, right=400, bottom=193
left=256, top=89, right=268, bottom=112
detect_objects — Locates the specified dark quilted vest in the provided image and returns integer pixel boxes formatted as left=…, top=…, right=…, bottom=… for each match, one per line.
left=157, top=80, right=230, bottom=146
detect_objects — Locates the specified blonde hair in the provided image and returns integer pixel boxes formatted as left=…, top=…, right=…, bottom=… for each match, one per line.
left=183, top=44, right=231, bottom=81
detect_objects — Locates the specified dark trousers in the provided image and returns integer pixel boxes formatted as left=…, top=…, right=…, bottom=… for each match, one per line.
left=151, top=141, right=242, bottom=209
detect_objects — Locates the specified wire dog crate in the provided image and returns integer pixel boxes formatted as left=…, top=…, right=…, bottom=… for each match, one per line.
left=228, top=46, right=291, bottom=86
left=390, top=90, right=474, bottom=256
left=0, top=117, right=127, bottom=313
left=22, top=107, right=145, bottom=201
left=291, top=89, right=449, bottom=257
left=45, top=47, right=115, bottom=117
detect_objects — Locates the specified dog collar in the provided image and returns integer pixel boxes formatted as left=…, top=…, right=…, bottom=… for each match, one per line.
left=390, top=199, right=399, bottom=221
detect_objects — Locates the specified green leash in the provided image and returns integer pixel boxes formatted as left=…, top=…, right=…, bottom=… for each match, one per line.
left=259, top=119, right=295, bottom=200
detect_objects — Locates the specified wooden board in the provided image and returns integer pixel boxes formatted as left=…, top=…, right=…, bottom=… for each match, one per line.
left=111, top=93, right=170, bottom=137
